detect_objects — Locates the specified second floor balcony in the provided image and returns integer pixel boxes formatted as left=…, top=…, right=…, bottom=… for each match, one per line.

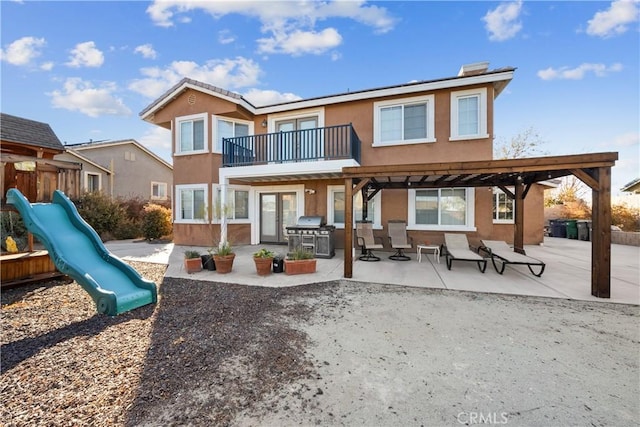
left=222, top=123, right=361, bottom=167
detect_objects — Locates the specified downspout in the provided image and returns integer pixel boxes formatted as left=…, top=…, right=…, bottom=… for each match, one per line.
left=109, top=159, right=114, bottom=198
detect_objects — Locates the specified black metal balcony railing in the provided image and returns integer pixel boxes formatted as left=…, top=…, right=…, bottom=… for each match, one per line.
left=222, top=123, right=361, bottom=167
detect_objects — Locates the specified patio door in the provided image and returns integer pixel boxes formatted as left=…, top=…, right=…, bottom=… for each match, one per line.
left=275, top=117, right=319, bottom=161
left=260, top=192, right=297, bottom=243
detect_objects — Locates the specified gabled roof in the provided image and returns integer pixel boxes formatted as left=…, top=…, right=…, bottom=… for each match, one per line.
left=0, top=113, right=65, bottom=152
left=58, top=149, right=112, bottom=174
left=66, top=139, right=173, bottom=169
left=140, top=64, right=516, bottom=121
left=621, top=177, right=640, bottom=193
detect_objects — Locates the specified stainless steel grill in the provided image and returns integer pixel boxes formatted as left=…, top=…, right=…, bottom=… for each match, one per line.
left=286, top=216, right=335, bottom=259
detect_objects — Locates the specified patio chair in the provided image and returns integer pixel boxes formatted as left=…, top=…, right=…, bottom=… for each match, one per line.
left=387, top=220, right=413, bottom=261
left=479, top=240, right=546, bottom=277
left=443, top=233, right=487, bottom=273
left=356, top=221, right=384, bottom=262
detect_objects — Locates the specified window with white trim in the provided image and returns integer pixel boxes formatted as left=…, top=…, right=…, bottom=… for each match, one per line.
left=213, top=185, right=250, bottom=222
left=213, top=116, right=252, bottom=153
left=176, top=113, right=207, bottom=154
left=175, top=184, right=207, bottom=223
left=151, top=182, right=168, bottom=200
left=373, top=95, right=435, bottom=146
left=85, top=172, right=101, bottom=192
left=327, top=185, right=382, bottom=228
left=493, top=188, right=514, bottom=223
left=450, top=87, right=488, bottom=140
left=408, top=188, right=476, bottom=230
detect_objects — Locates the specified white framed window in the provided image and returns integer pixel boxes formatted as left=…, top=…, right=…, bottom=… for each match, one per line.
left=373, top=94, right=435, bottom=146
left=493, top=187, right=514, bottom=223
left=408, top=188, right=476, bottom=231
left=450, top=87, right=488, bottom=140
left=84, top=172, right=101, bottom=192
left=212, top=184, right=251, bottom=223
left=213, top=115, right=253, bottom=154
left=151, top=182, right=168, bottom=200
left=175, top=184, right=207, bottom=223
left=176, top=113, right=207, bottom=154
left=327, top=185, right=382, bottom=229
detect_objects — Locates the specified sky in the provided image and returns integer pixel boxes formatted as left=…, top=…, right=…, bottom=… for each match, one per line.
left=1, top=0, right=638, bottom=195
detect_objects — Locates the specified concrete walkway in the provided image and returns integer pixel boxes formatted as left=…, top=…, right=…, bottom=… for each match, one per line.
left=106, top=237, right=639, bottom=305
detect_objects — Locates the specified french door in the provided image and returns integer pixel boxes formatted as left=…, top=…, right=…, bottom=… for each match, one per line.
left=275, top=117, right=320, bottom=161
left=260, top=192, right=297, bottom=243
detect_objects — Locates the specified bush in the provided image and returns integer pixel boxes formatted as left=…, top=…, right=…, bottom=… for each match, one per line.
left=141, top=204, right=172, bottom=240
left=611, top=203, right=640, bottom=232
left=73, top=192, right=125, bottom=241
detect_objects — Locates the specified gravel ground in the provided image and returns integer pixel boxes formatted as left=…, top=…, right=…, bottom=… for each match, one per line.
left=2, top=261, right=639, bottom=426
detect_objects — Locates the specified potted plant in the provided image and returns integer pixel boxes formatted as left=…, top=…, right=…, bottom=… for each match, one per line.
left=184, top=250, right=202, bottom=273
left=211, top=241, right=235, bottom=274
left=284, top=248, right=317, bottom=275
left=253, top=248, right=275, bottom=276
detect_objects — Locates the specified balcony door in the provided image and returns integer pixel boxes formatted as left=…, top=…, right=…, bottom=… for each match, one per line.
left=275, top=117, right=320, bottom=162
left=260, top=192, right=297, bottom=244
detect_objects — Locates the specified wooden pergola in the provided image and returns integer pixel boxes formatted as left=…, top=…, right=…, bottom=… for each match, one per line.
left=342, top=152, right=618, bottom=298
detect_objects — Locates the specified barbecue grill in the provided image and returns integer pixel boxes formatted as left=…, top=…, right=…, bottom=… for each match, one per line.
left=286, top=216, right=335, bottom=258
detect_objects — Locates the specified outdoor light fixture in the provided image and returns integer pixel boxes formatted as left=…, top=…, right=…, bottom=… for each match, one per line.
left=261, top=119, right=268, bottom=128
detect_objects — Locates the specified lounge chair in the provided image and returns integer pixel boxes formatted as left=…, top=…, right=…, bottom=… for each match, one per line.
left=443, top=233, right=487, bottom=273
left=387, top=220, right=413, bottom=261
left=356, top=221, right=384, bottom=262
left=479, top=240, right=546, bottom=277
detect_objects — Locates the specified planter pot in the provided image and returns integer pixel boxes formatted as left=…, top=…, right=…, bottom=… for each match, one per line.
left=284, top=258, right=317, bottom=275
left=201, top=254, right=216, bottom=271
left=184, top=257, right=202, bottom=274
left=254, top=257, right=274, bottom=276
left=213, top=253, right=235, bottom=274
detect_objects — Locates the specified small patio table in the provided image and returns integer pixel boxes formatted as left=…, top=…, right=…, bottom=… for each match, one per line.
left=417, top=244, right=440, bottom=264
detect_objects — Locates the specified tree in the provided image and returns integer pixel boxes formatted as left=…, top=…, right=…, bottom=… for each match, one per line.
left=494, top=126, right=548, bottom=159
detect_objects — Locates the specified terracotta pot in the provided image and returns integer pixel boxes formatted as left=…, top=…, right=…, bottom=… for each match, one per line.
left=213, top=253, right=235, bottom=274
left=184, top=257, right=202, bottom=274
left=253, top=257, right=273, bottom=276
left=284, top=258, right=317, bottom=275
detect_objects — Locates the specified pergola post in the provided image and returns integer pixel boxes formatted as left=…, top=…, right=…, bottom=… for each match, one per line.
left=591, top=167, right=611, bottom=298
left=344, top=177, right=354, bottom=278
left=513, top=180, right=525, bottom=254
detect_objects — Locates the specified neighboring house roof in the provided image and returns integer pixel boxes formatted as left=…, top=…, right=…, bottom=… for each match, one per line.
left=60, top=149, right=112, bottom=174
left=0, top=112, right=65, bottom=152
left=66, top=139, right=173, bottom=169
left=621, top=177, right=640, bottom=193
left=140, top=63, right=516, bottom=121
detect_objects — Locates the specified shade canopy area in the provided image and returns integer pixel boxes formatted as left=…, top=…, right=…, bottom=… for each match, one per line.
left=341, top=152, right=618, bottom=298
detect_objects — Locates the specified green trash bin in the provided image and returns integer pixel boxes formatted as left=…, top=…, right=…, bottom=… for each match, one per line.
left=566, top=219, right=578, bottom=239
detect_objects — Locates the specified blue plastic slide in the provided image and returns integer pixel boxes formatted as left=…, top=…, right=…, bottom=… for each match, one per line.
left=6, top=188, right=157, bottom=316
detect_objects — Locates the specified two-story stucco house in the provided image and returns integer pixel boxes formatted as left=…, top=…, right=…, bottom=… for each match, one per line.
left=55, top=139, right=173, bottom=203
left=140, top=62, right=546, bottom=250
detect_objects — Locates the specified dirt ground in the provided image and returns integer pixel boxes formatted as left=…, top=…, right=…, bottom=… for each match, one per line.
left=1, top=262, right=638, bottom=426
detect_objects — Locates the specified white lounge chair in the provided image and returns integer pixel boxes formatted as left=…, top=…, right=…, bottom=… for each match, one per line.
left=443, top=233, right=487, bottom=273
left=479, top=240, right=546, bottom=277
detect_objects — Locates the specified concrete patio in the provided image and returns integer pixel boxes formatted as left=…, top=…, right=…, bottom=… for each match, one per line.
left=108, top=236, right=639, bottom=305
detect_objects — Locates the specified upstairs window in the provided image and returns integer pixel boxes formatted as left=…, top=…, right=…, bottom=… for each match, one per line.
left=176, top=113, right=207, bottom=154
left=373, top=95, right=435, bottom=146
left=214, top=116, right=251, bottom=153
left=450, top=88, right=488, bottom=140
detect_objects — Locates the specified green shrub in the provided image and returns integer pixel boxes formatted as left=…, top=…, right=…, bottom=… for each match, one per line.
left=73, top=192, right=125, bottom=241
left=141, top=204, right=172, bottom=240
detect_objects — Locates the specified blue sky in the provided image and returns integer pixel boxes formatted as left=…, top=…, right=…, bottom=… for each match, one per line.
left=1, top=0, right=638, bottom=195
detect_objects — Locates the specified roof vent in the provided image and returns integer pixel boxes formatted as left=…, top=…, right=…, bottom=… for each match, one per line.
left=458, top=61, right=490, bottom=77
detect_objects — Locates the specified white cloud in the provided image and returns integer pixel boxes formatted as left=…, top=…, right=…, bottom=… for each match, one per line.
left=138, top=125, right=172, bottom=163
left=612, top=131, right=640, bottom=147
left=218, top=29, right=236, bottom=45
left=40, top=61, right=54, bottom=71
left=0, top=36, right=46, bottom=66
left=66, top=41, right=104, bottom=68
left=146, top=0, right=397, bottom=56
left=49, top=77, right=131, bottom=117
left=258, top=28, right=342, bottom=55
left=587, top=0, right=639, bottom=37
left=129, top=56, right=262, bottom=99
left=537, top=63, right=623, bottom=80
left=482, top=0, right=523, bottom=42
left=134, top=43, right=158, bottom=59
left=242, top=88, right=302, bottom=106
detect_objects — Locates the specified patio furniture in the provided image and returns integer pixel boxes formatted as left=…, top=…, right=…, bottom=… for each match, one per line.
left=356, top=221, right=384, bottom=262
left=443, top=233, right=487, bottom=273
left=387, top=220, right=413, bottom=261
left=479, top=240, right=546, bottom=277
left=417, top=244, right=440, bottom=263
